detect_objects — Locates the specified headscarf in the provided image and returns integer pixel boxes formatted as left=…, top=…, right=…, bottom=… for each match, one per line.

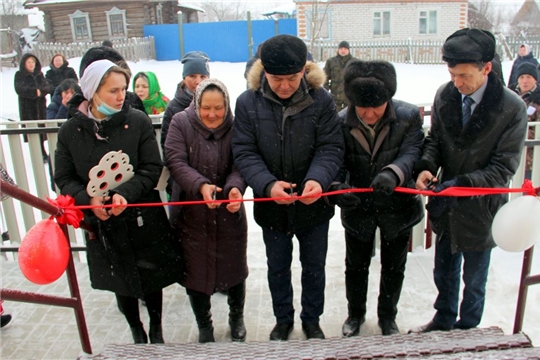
left=193, top=78, right=231, bottom=122
left=133, top=71, right=169, bottom=114
left=80, top=60, right=116, bottom=100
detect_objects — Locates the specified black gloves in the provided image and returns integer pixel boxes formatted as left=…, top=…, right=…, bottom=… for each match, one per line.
left=433, top=179, right=458, bottom=193
left=328, top=183, right=361, bottom=211
left=426, top=196, right=458, bottom=218
left=370, top=170, right=398, bottom=195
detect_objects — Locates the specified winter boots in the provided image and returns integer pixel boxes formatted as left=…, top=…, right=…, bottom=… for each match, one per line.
left=189, top=294, right=215, bottom=343
left=130, top=324, right=148, bottom=344
left=227, top=281, right=247, bottom=342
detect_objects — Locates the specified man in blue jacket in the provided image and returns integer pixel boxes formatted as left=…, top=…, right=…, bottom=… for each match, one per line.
left=232, top=34, right=344, bottom=341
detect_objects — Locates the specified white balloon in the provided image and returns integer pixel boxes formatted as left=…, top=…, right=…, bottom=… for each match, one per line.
left=492, top=196, right=540, bottom=252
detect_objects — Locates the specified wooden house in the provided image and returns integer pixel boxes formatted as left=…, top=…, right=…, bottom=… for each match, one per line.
left=511, top=0, right=540, bottom=36
left=294, top=0, right=468, bottom=42
left=22, top=0, right=203, bottom=43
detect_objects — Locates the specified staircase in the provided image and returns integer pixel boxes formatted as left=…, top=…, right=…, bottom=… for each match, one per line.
left=80, top=327, right=539, bottom=359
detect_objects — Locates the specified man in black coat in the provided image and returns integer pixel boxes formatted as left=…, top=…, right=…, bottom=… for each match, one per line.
left=232, top=35, right=344, bottom=341
left=412, top=28, right=528, bottom=333
left=330, top=60, right=424, bottom=337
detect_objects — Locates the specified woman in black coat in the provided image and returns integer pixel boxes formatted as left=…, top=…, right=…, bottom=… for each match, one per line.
left=14, top=53, right=50, bottom=160
left=165, top=78, right=248, bottom=343
left=54, top=60, right=183, bottom=345
left=45, top=54, right=78, bottom=97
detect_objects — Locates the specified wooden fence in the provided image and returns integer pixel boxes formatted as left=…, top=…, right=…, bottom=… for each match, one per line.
left=32, top=36, right=156, bottom=65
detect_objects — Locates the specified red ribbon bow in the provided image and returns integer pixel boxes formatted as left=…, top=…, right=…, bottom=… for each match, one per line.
left=47, top=195, right=84, bottom=228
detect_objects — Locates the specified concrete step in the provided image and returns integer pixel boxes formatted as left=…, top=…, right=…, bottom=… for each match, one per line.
left=79, top=326, right=539, bottom=359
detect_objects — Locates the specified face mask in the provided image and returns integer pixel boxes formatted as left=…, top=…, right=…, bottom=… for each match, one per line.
left=95, top=95, right=121, bottom=116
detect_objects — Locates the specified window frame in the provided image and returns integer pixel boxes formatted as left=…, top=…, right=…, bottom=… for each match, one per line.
left=419, top=10, right=438, bottom=35
left=105, top=7, right=128, bottom=40
left=373, top=10, right=391, bottom=37
left=305, top=9, right=331, bottom=40
left=68, top=10, right=92, bottom=42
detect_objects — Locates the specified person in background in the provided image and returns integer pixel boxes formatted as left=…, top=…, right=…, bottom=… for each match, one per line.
left=14, top=53, right=50, bottom=162
left=161, top=51, right=210, bottom=156
left=54, top=60, right=183, bottom=344
left=79, top=46, right=145, bottom=114
left=132, top=71, right=170, bottom=115
left=330, top=60, right=424, bottom=337
left=508, top=43, right=539, bottom=87
left=324, top=41, right=358, bottom=111
left=412, top=28, right=527, bottom=333
left=510, top=62, right=540, bottom=180
left=47, top=79, right=80, bottom=120
left=102, top=40, right=113, bottom=48
left=490, top=52, right=506, bottom=86
left=232, top=34, right=344, bottom=341
left=45, top=54, right=78, bottom=97
left=165, top=78, right=248, bottom=343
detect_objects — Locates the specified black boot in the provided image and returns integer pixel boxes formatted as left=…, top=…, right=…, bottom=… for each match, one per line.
left=189, top=293, right=215, bottom=343
left=149, top=323, right=165, bottom=344
left=130, top=324, right=148, bottom=344
left=227, top=281, right=246, bottom=342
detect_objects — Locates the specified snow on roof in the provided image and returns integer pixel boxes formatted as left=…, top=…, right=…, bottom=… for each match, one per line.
left=262, top=3, right=296, bottom=17
left=24, top=0, right=86, bottom=6
left=178, top=2, right=205, bottom=13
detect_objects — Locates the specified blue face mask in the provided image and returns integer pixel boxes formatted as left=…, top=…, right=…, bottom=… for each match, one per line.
left=95, top=95, right=122, bottom=117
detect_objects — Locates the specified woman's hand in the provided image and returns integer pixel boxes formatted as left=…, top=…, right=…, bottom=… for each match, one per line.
left=90, top=194, right=128, bottom=220
left=226, top=187, right=243, bottom=213
left=200, top=183, right=222, bottom=209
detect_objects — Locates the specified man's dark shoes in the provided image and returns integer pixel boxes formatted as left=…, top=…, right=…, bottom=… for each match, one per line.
left=1, top=314, right=12, bottom=328
left=342, top=316, right=365, bottom=337
left=408, top=320, right=452, bottom=333
left=269, top=323, right=294, bottom=341
left=302, top=323, right=325, bottom=339
left=378, top=319, right=400, bottom=335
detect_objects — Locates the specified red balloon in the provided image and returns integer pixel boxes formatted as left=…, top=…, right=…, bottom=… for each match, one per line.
left=18, top=218, right=70, bottom=284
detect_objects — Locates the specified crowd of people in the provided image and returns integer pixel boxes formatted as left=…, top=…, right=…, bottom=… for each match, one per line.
left=3, top=29, right=537, bottom=345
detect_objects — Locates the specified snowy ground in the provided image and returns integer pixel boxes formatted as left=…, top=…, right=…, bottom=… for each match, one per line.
left=1, top=56, right=539, bottom=347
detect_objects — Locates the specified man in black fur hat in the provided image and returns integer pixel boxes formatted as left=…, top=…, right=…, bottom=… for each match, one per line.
left=232, top=34, right=344, bottom=341
left=328, top=60, right=424, bottom=336
left=412, top=28, right=527, bottom=333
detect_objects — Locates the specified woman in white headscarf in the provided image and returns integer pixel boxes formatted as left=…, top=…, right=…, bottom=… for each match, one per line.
left=54, top=60, right=183, bottom=344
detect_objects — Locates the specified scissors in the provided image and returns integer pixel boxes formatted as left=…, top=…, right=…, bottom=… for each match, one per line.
left=423, top=177, right=438, bottom=191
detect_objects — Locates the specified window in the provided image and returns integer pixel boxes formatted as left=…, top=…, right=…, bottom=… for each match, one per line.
left=373, top=11, right=390, bottom=36
left=306, top=10, right=330, bottom=39
left=105, top=7, right=127, bottom=39
left=69, top=10, right=92, bottom=41
left=419, top=10, right=437, bottom=35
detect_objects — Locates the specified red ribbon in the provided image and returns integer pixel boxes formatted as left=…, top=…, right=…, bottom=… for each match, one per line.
left=47, top=195, right=84, bottom=228
left=49, top=182, right=540, bottom=229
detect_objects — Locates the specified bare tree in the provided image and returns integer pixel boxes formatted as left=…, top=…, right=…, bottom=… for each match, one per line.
left=468, top=0, right=515, bottom=33
left=200, top=1, right=247, bottom=22
left=0, top=0, right=25, bottom=29
left=306, top=0, right=331, bottom=56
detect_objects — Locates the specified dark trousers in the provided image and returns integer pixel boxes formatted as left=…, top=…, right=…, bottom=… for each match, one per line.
left=432, top=230, right=492, bottom=329
left=344, top=229, right=410, bottom=321
left=116, top=291, right=163, bottom=327
left=262, top=221, right=329, bottom=325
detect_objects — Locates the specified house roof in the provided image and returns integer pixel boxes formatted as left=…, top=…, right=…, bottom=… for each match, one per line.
left=23, top=0, right=176, bottom=7
left=511, top=0, right=540, bottom=26
left=178, top=2, right=205, bottom=13
left=262, top=3, right=296, bottom=17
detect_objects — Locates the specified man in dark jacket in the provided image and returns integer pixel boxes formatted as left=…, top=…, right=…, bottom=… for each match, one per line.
left=330, top=60, right=424, bottom=337
left=412, top=28, right=528, bottom=333
left=324, top=41, right=358, bottom=111
left=232, top=34, right=344, bottom=341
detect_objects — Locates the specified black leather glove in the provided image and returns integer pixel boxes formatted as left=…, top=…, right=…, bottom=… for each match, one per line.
left=433, top=178, right=458, bottom=193
left=327, top=183, right=361, bottom=211
left=370, top=170, right=398, bottom=195
left=426, top=196, right=458, bottom=218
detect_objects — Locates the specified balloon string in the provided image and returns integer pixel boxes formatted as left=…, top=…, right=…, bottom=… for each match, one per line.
left=62, top=182, right=540, bottom=211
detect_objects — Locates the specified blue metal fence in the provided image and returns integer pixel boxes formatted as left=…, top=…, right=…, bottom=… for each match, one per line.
left=144, top=19, right=297, bottom=62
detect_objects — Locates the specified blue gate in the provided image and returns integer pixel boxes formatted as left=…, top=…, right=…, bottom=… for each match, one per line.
left=144, top=19, right=297, bottom=62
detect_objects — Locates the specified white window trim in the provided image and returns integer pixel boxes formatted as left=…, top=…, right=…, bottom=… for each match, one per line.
left=373, top=10, right=391, bottom=37
left=419, top=10, right=438, bottom=35
left=68, top=10, right=92, bottom=42
left=105, top=7, right=128, bottom=40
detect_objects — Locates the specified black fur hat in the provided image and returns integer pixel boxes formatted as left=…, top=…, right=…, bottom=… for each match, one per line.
left=344, top=60, right=397, bottom=107
left=442, top=28, right=495, bottom=63
left=79, top=46, right=126, bottom=77
left=260, top=34, right=307, bottom=75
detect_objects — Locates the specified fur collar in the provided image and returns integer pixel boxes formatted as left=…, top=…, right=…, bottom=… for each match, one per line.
left=246, top=59, right=326, bottom=91
left=436, top=72, right=504, bottom=147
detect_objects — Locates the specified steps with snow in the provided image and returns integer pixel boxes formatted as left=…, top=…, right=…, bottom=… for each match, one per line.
left=79, top=326, right=539, bottom=359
